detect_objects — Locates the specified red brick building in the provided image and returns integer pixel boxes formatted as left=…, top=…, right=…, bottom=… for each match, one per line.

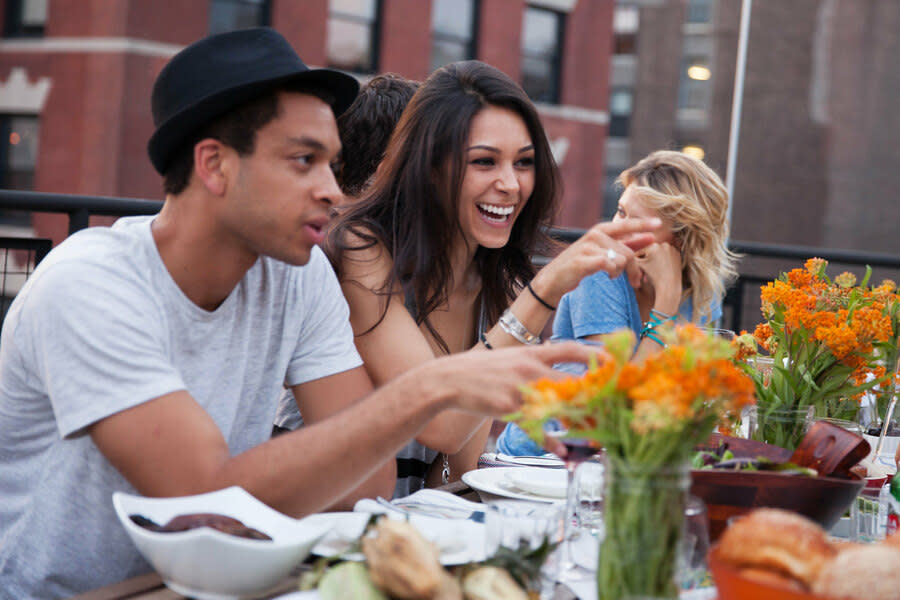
left=0, top=0, right=614, bottom=244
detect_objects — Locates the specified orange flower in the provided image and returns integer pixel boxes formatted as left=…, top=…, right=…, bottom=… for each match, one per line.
left=514, top=325, right=755, bottom=440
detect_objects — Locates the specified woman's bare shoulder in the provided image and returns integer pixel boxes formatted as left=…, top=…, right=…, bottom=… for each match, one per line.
left=333, top=225, right=394, bottom=288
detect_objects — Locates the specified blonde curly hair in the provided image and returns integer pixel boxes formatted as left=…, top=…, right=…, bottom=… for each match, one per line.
left=618, top=150, right=738, bottom=323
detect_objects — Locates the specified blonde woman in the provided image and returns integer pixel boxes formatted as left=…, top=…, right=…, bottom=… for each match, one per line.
left=497, top=150, right=738, bottom=455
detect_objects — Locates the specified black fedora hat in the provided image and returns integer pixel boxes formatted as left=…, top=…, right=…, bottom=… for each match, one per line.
left=148, top=27, right=359, bottom=174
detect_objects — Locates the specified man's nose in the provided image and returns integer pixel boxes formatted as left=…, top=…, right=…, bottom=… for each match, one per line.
left=315, top=168, right=343, bottom=206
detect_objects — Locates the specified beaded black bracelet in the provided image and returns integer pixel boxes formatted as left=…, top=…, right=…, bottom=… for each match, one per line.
left=480, top=331, right=494, bottom=349
left=526, top=281, right=556, bottom=311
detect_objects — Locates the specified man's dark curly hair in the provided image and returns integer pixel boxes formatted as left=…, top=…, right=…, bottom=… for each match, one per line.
left=336, top=73, right=419, bottom=196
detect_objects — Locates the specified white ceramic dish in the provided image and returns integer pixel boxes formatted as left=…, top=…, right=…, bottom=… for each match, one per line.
left=113, top=486, right=329, bottom=600
left=462, top=467, right=564, bottom=503
left=505, top=468, right=568, bottom=499
left=301, top=512, right=486, bottom=565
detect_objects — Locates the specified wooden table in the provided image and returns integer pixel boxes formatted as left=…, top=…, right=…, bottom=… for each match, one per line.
left=70, top=571, right=301, bottom=600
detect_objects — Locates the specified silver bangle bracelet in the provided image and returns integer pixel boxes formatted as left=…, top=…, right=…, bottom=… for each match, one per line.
left=498, top=308, right=542, bottom=345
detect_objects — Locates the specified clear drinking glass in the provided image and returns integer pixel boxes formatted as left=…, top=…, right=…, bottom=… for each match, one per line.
left=575, top=459, right=605, bottom=537
left=484, top=500, right=565, bottom=597
left=678, top=495, right=711, bottom=591
left=706, top=328, right=736, bottom=341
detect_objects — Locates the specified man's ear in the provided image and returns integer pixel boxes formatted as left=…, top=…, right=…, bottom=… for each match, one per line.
left=193, top=138, right=229, bottom=196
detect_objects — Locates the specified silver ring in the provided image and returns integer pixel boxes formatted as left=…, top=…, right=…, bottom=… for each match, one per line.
left=606, top=248, right=618, bottom=261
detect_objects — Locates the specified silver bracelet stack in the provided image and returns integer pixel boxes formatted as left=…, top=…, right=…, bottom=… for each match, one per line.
left=498, top=308, right=542, bottom=345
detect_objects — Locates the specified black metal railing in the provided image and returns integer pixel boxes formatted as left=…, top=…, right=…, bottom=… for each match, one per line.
left=1, top=236, right=53, bottom=330
left=2, top=190, right=899, bottom=335
left=0, top=190, right=163, bottom=236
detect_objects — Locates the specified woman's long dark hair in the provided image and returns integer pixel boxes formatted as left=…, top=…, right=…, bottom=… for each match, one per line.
left=327, top=60, right=561, bottom=353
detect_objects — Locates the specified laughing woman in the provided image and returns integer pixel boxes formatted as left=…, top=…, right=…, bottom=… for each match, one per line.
left=280, top=61, right=659, bottom=497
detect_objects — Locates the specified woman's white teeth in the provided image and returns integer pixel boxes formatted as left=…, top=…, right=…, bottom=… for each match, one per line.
left=478, top=204, right=514, bottom=216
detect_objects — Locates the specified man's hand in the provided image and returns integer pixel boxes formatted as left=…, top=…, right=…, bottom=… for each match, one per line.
left=414, top=341, right=598, bottom=417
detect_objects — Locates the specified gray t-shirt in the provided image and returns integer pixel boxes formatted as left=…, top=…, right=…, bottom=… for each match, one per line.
left=0, top=216, right=362, bottom=598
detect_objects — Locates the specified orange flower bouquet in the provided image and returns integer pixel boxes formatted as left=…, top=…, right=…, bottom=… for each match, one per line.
left=510, top=325, right=755, bottom=600
left=742, top=258, right=896, bottom=448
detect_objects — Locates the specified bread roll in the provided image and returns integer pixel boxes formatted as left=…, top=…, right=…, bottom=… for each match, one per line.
left=716, top=508, right=836, bottom=587
left=813, top=544, right=900, bottom=600
left=737, top=567, right=806, bottom=592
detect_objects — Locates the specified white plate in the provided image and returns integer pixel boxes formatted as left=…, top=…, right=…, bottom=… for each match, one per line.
left=300, top=512, right=485, bottom=565
left=462, top=467, right=565, bottom=503
left=505, top=469, right=568, bottom=499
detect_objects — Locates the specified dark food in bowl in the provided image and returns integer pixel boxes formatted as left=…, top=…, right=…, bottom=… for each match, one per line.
left=130, top=512, right=272, bottom=540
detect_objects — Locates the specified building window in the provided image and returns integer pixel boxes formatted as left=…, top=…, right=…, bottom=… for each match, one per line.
left=677, top=54, right=711, bottom=111
left=608, top=88, right=632, bottom=137
left=612, top=4, right=638, bottom=56
left=3, top=0, right=47, bottom=37
left=686, top=0, right=713, bottom=25
left=430, top=0, right=478, bottom=71
left=208, top=0, right=270, bottom=35
left=328, top=0, right=381, bottom=74
left=0, top=115, right=39, bottom=226
left=521, top=6, right=564, bottom=104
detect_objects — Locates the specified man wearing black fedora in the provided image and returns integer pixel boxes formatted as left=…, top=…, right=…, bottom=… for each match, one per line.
left=0, top=27, right=591, bottom=597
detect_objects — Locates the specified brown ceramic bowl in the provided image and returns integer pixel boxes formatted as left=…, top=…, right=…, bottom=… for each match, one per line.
left=708, top=546, right=840, bottom=600
left=691, top=435, right=864, bottom=541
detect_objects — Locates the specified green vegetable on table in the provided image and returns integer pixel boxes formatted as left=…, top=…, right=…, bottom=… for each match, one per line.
left=317, top=561, right=388, bottom=600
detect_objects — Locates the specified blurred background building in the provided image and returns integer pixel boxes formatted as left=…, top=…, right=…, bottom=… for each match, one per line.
left=609, top=0, right=900, bottom=259
left=1, top=0, right=898, bottom=260
left=0, top=0, right=613, bottom=244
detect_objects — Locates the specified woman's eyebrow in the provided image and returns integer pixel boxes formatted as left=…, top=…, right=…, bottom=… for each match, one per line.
left=466, top=144, right=535, bottom=153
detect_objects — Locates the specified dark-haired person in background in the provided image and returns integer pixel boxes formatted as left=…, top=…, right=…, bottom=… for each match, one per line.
left=0, top=29, right=595, bottom=597
left=319, top=60, right=662, bottom=497
left=336, top=73, right=420, bottom=199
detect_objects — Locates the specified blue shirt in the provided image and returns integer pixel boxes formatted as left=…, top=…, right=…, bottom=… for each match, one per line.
left=496, top=272, right=722, bottom=456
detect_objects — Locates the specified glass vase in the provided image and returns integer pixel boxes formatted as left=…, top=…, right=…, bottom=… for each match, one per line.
left=597, top=458, right=690, bottom=600
left=747, top=405, right=814, bottom=450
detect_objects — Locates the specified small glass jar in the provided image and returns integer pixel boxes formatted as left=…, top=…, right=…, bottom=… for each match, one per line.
left=746, top=405, right=815, bottom=450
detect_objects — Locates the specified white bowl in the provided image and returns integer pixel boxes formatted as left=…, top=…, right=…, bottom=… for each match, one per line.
left=112, top=486, right=330, bottom=600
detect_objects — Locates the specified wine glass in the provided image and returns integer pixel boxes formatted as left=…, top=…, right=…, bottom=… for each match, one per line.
left=545, top=339, right=605, bottom=582
left=546, top=427, right=601, bottom=583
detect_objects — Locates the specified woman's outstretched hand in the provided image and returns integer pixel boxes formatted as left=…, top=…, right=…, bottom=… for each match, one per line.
left=530, top=217, right=662, bottom=305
